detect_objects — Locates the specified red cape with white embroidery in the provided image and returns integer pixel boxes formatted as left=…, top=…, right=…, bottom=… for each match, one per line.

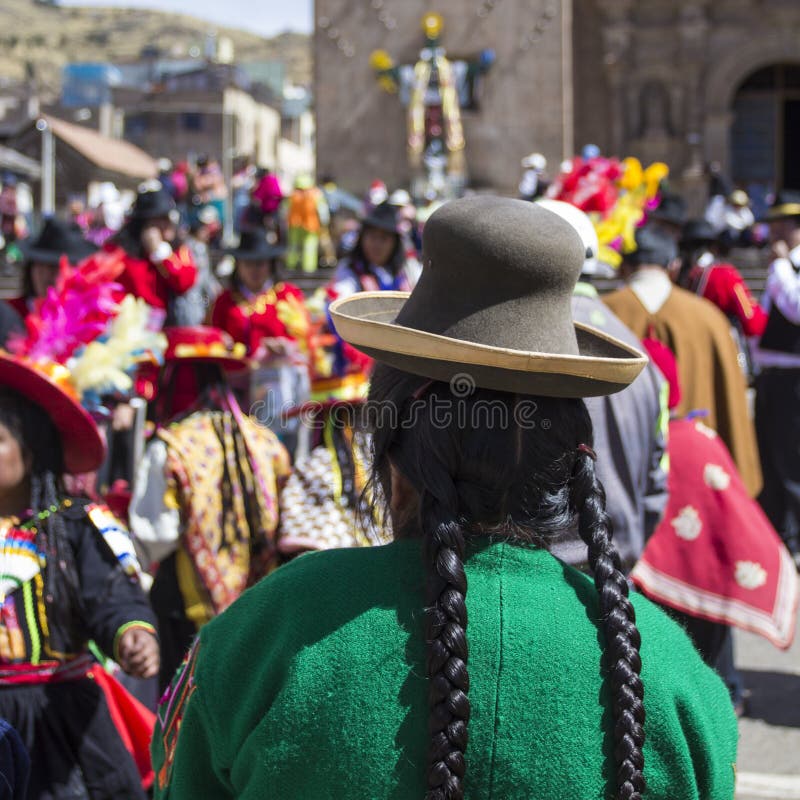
left=632, top=417, right=798, bottom=649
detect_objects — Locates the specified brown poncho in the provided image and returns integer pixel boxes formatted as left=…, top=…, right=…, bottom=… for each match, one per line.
left=604, top=283, right=762, bottom=496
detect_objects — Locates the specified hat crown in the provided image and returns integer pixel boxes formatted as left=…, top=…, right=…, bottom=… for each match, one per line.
left=396, top=196, right=585, bottom=354
left=31, top=217, right=79, bottom=252
left=130, top=184, right=175, bottom=219
left=362, top=201, right=401, bottom=233
left=227, top=228, right=284, bottom=260
left=629, top=223, right=678, bottom=266
left=24, top=217, right=95, bottom=264
left=681, top=218, right=717, bottom=244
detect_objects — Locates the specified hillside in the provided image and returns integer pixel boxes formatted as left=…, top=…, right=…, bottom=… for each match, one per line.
left=0, top=0, right=311, bottom=98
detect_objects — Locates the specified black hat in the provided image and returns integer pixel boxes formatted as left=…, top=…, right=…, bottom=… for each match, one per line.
left=225, top=228, right=285, bottom=261
left=681, top=219, right=718, bottom=247
left=624, top=223, right=678, bottom=267
left=128, top=180, right=177, bottom=221
left=762, top=189, right=800, bottom=222
left=360, top=202, right=401, bottom=235
left=21, top=217, right=96, bottom=266
left=330, top=196, right=647, bottom=398
left=650, top=193, right=688, bottom=227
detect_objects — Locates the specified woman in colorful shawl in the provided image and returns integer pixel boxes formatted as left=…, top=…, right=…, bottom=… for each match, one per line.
left=153, top=198, right=737, bottom=800
left=0, top=353, right=158, bottom=799
left=129, top=327, right=290, bottom=690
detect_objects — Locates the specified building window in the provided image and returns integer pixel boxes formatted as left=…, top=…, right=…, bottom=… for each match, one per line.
left=182, top=112, right=204, bottom=131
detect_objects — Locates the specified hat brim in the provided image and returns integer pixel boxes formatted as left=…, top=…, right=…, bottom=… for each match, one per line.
left=760, top=203, right=800, bottom=222
left=330, top=292, right=648, bottom=398
left=361, top=216, right=400, bottom=235
left=164, top=355, right=251, bottom=375
left=0, top=354, right=105, bottom=473
left=21, top=245, right=94, bottom=266
left=225, top=247, right=286, bottom=261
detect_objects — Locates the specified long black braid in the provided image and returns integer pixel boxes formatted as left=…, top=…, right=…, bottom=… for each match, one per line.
left=365, top=365, right=646, bottom=800
left=573, top=445, right=646, bottom=800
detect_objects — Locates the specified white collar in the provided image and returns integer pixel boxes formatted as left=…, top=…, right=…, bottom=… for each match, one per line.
left=628, top=268, right=673, bottom=314
left=790, top=243, right=800, bottom=266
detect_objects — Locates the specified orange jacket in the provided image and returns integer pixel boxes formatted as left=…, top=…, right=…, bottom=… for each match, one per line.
left=287, top=188, right=322, bottom=233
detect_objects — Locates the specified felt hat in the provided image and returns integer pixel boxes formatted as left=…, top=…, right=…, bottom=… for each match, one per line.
left=623, top=224, right=678, bottom=268
left=360, top=202, right=401, bottom=235
left=0, top=352, right=105, bottom=474
left=225, top=228, right=285, bottom=261
left=164, top=326, right=249, bottom=374
left=649, top=193, right=687, bottom=227
left=330, top=196, right=647, bottom=398
left=128, top=180, right=177, bottom=221
left=21, top=217, right=96, bottom=266
left=680, top=219, right=718, bottom=247
left=762, top=189, right=800, bottom=222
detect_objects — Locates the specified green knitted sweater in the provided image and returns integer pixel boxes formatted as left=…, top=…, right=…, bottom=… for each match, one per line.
left=152, top=540, right=737, bottom=799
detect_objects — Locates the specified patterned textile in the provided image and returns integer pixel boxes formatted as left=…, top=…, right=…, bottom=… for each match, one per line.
left=86, top=504, right=143, bottom=579
left=278, top=428, right=390, bottom=553
left=0, top=501, right=156, bottom=668
left=632, top=418, right=799, bottom=648
left=155, top=638, right=200, bottom=792
left=157, top=410, right=290, bottom=619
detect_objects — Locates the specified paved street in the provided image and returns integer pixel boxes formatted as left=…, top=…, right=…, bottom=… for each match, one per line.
left=735, top=606, right=800, bottom=799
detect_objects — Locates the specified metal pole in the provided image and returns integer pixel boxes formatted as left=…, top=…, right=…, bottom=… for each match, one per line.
left=221, top=95, right=235, bottom=245
left=561, top=0, right=574, bottom=162
left=37, top=119, right=55, bottom=216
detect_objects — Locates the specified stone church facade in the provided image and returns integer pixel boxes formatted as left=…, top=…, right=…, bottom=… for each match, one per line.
left=315, top=0, right=800, bottom=208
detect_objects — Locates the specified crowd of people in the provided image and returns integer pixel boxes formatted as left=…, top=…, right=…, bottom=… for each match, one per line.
left=0, top=148, right=798, bottom=799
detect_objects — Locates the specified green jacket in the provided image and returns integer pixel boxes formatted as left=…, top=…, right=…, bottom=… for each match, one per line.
left=153, top=540, right=737, bottom=799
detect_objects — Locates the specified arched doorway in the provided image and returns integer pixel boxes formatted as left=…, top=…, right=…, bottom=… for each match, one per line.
left=731, top=64, right=800, bottom=199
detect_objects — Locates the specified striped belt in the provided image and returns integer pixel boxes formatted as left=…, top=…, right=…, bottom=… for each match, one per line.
left=0, top=654, right=93, bottom=686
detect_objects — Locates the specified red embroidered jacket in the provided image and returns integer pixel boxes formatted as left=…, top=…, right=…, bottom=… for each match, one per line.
left=113, top=244, right=197, bottom=312
left=688, top=262, right=767, bottom=337
left=211, top=283, right=306, bottom=355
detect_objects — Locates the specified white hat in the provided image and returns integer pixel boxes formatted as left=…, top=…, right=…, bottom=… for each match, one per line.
left=521, top=152, right=547, bottom=171
left=534, top=198, right=610, bottom=277
left=389, top=189, right=412, bottom=207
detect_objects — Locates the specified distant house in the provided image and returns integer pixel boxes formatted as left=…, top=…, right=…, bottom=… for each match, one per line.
left=7, top=114, right=156, bottom=207
left=58, top=55, right=313, bottom=184
left=114, top=62, right=283, bottom=171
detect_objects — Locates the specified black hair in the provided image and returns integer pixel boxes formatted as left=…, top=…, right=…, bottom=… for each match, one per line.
left=0, top=389, right=81, bottom=629
left=365, top=366, right=646, bottom=800
left=231, top=258, right=280, bottom=290
left=349, top=223, right=404, bottom=277
left=151, top=361, right=228, bottom=425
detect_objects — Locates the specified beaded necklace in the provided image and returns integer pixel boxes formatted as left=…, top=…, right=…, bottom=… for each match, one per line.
left=0, top=499, right=73, bottom=603
left=2, top=498, right=73, bottom=535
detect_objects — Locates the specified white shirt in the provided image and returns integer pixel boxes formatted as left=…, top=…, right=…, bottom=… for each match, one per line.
left=756, top=244, right=800, bottom=368
left=629, top=268, right=673, bottom=314
left=128, top=439, right=181, bottom=568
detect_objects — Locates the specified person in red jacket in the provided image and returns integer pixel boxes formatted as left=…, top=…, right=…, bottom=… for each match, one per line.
left=682, top=219, right=767, bottom=338
left=211, top=229, right=307, bottom=356
left=111, top=181, right=197, bottom=320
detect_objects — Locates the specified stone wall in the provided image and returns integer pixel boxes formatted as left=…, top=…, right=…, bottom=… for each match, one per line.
left=573, top=0, right=800, bottom=210
left=314, top=0, right=573, bottom=195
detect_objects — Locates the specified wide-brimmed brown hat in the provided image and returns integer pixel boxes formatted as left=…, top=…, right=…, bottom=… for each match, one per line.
left=330, top=196, right=647, bottom=398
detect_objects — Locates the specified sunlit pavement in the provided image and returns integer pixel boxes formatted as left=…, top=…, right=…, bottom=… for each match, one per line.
left=734, top=606, right=800, bottom=799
